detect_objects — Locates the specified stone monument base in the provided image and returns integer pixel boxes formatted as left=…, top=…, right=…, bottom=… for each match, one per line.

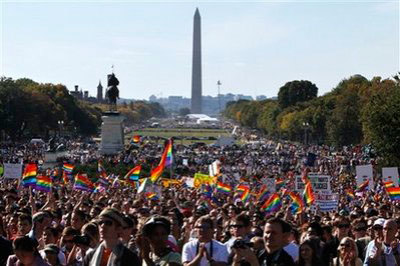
left=100, top=112, right=125, bottom=154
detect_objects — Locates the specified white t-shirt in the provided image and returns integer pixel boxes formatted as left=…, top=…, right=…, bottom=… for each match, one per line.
left=284, top=242, right=299, bottom=262
left=182, top=239, right=229, bottom=266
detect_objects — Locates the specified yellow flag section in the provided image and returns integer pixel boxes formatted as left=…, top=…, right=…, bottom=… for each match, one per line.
left=194, top=173, right=215, bottom=188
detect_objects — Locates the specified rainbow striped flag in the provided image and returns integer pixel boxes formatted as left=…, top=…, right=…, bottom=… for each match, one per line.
left=240, top=189, right=250, bottom=202
left=288, top=191, right=305, bottom=214
left=387, top=187, right=400, bottom=201
left=261, top=193, right=281, bottom=213
left=236, top=185, right=250, bottom=203
left=216, top=182, right=231, bottom=194
left=63, top=164, right=74, bottom=173
left=22, top=163, right=37, bottom=187
left=35, top=175, right=52, bottom=192
left=384, top=181, right=395, bottom=188
left=124, top=165, right=141, bottom=182
left=256, top=185, right=270, bottom=202
left=303, top=181, right=315, bottom=205
left=357, top=179, right=369, bottom=192
left=164, top=139, right=173, bottom=167
left=275, top=178, right=285, bottom=190
left=131, top=135, right=141, bottom=144
left=74, top=174, right=94, bottom=192
left=149, top=164, right=164, bottom=183
left=346, top=189, right=355, bottom=201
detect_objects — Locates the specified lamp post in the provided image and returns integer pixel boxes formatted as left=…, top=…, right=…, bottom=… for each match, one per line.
left=303, top=122, right=309, bottom=145
left=58, top=120, right=64, bottom=138
left=179, top=121, right=184, bottom=145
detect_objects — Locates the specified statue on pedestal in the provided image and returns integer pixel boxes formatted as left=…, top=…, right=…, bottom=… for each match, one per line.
left=105, top=73, right=119, bottom=112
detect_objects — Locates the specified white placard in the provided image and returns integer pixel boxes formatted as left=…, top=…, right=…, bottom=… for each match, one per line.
left=295, top=173, right=331, bottom=193
left=382, top=167, right=399, bottom=187
left=316, top=193, right=339, bottom=212
left=3, top=163, right=23, bottom=179
left=185, top=178, right=194, bottom=188
left=182, top=159, right=188, bottom=166
left=356, top=165, right=374, bottom=190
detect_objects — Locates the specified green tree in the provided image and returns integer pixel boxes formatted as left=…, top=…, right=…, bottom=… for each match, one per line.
left=277, top=80, right=318, bottom=109
left=179, top=107, right=191, bottom=116
left=362, top=84, right=400, bottom=166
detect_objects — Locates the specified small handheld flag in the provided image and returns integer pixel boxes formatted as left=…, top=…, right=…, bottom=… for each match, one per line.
left=22, top=163, right=37, bottom=187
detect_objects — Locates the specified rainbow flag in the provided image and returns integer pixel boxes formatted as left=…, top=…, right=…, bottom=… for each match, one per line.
left=384, top=181, right=395, bottom=188
left=275, top=178, right=285, bottom=191
left=303, top=181, right=315, bottom=205
left=74, top=174, right=94, bottom=192
left=346, top=189, right=355, bottom=201
left=240, top=189, right=250, bottom=202
left=235, top=185, right=250, bottom=202
left=124, top=165, right=141, bottom=182
left=22, top=163, right=37, bottom=187
left=216, top=182, right=231, bottom=194
left=150, top=164, right=164, bottom=183
left=35, top=175, right=52, bottom=192
left=256, top=185, right=270, bottom=202
left=301, top=168, right=310, bottom=184
left=357, top=179, right=369, bottom=192
left=63, top=164, right=74, bottom=173
left=145, top=192, right=159, bottom=200
left=387, top=187, right=400, bottom=201
left=261, top=193, right=281, bottom=213
left=164, top=139, right=173, bottom=167
left=131, top=135, right=141, bottom=144
left=288, top=192, right=304, bottom=214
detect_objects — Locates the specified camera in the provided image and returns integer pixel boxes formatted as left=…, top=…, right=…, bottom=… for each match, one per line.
left=233, top=239, right=253, bottom=249
left=73, top=235, right=91, bottom=246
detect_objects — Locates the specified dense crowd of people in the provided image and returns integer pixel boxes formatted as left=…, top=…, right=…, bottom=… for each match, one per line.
left=0, top=124, right=398, bottom=266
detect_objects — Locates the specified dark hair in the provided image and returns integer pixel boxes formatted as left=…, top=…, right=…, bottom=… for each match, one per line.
left=321, top=225, right=332, bottom=235
left=62, top=226, right=80, bottom=237
left=196, top=215, right=214, bottom=229
left=266, top=217, right=291, bottom=233
left=297, top=239, right=322, bottom=266
left=13, top=236, right=38, bottom=253
left=72, top=210, right=86, bottom=222
left=235, top=214, right=251, bottom=227
left=123, top=216, right=134, bottom=229
left=18, top=213, right=32, bottom=225
left=44, top=226, right=60, bottom=239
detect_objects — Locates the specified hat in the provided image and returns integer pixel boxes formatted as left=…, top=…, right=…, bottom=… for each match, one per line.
left=373, top=218, right=385, bottom=227
left=98, top=208, right=127, bottom=228
left=43, top=244, right=59, bottom=254
left=142, top=216, right=171, bottom=236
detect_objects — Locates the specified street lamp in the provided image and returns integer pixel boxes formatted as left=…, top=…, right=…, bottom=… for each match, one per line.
left=178, top=121, right=184, bottom=145
left=58, top=120, right=64, bottom=138
left=303, top=122, right=310, bottom=145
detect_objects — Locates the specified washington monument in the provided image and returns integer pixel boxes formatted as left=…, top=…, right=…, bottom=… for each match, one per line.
left=191, top=8, right=202, bottom=114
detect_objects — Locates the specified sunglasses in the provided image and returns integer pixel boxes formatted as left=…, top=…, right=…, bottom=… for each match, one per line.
left=340, top=243, right=351, bottom=248
left=338, top=224, right=350, bottom=228
left=98, top=220, right=114, bottom=226
left=373, top=226, right=383, bottom=230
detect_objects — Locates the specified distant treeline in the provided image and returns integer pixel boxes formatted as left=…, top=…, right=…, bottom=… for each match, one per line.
left=0, top=77, right=165, bottom=140
left=223, top=74, right=400, bottom=166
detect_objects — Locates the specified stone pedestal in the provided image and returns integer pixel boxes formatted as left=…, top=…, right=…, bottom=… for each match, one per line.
left=100, top=112, right=125, bottom=154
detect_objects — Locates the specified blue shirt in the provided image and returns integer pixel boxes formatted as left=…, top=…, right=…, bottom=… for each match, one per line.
left=364, top=239, right=400, bottom=266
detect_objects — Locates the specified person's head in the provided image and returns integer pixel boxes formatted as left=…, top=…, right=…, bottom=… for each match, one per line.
left=338, top=237, right=358, bottom=258
left=97, top=207, right=126, bottom=242
left=230, top=213, right=251, bottom=238
left=120, top=216, right=135, bottom=243
left=43, top=226, right=59, bottom=245
left=13, top=236, right=39, bottom=265
left=43, top=244, right=60, bottom=266
left=299, top=239, right=319, bottom=264
left=307, top=221, right=323, bottom=239
left=142, top=216, right=171, bottom=249
left=352, top=218, right=368, bottom=239
left=32, top=211, right=52, bottom=230
left=372, top=218, right=385, bottom=239
left=334, top=217, right=351, bottom=239
left=81, top=222, right=100, bottom=248
left=264, top=217, right=292, bottom=253
left=61, top=226, right=80, bottom=252
left=71, top=210, right=86, bottom=231
left=383, top=219, right=397, bottom=244
left=195, top=215, right=214, bottom=243
left=18, top=213, right=32, bottom=235
left=250, top=236, right=264, bottom=252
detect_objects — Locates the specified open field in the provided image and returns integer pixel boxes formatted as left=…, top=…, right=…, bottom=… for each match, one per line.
left=124, top=128, right=232, bottom=145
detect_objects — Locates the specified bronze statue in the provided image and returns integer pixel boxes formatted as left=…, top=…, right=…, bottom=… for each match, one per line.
left=105, top=73, right=119, bottom=111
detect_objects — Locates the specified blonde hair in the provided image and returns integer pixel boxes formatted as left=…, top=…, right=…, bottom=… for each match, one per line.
left=338, top=237, right=358, bottom=258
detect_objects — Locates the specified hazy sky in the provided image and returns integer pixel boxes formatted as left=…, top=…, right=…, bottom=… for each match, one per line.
left=1, top=0, right=399, bottom=100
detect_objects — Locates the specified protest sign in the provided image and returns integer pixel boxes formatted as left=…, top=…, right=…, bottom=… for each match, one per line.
left=382, top=167, right=399, bottom=187
left=3, top=163, right=22, bottom=179
left=356, top=165, right=374, bottom=190
left=315, top=193, right=339, bottom=212
left=295, top=173, right=331, bottom=193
